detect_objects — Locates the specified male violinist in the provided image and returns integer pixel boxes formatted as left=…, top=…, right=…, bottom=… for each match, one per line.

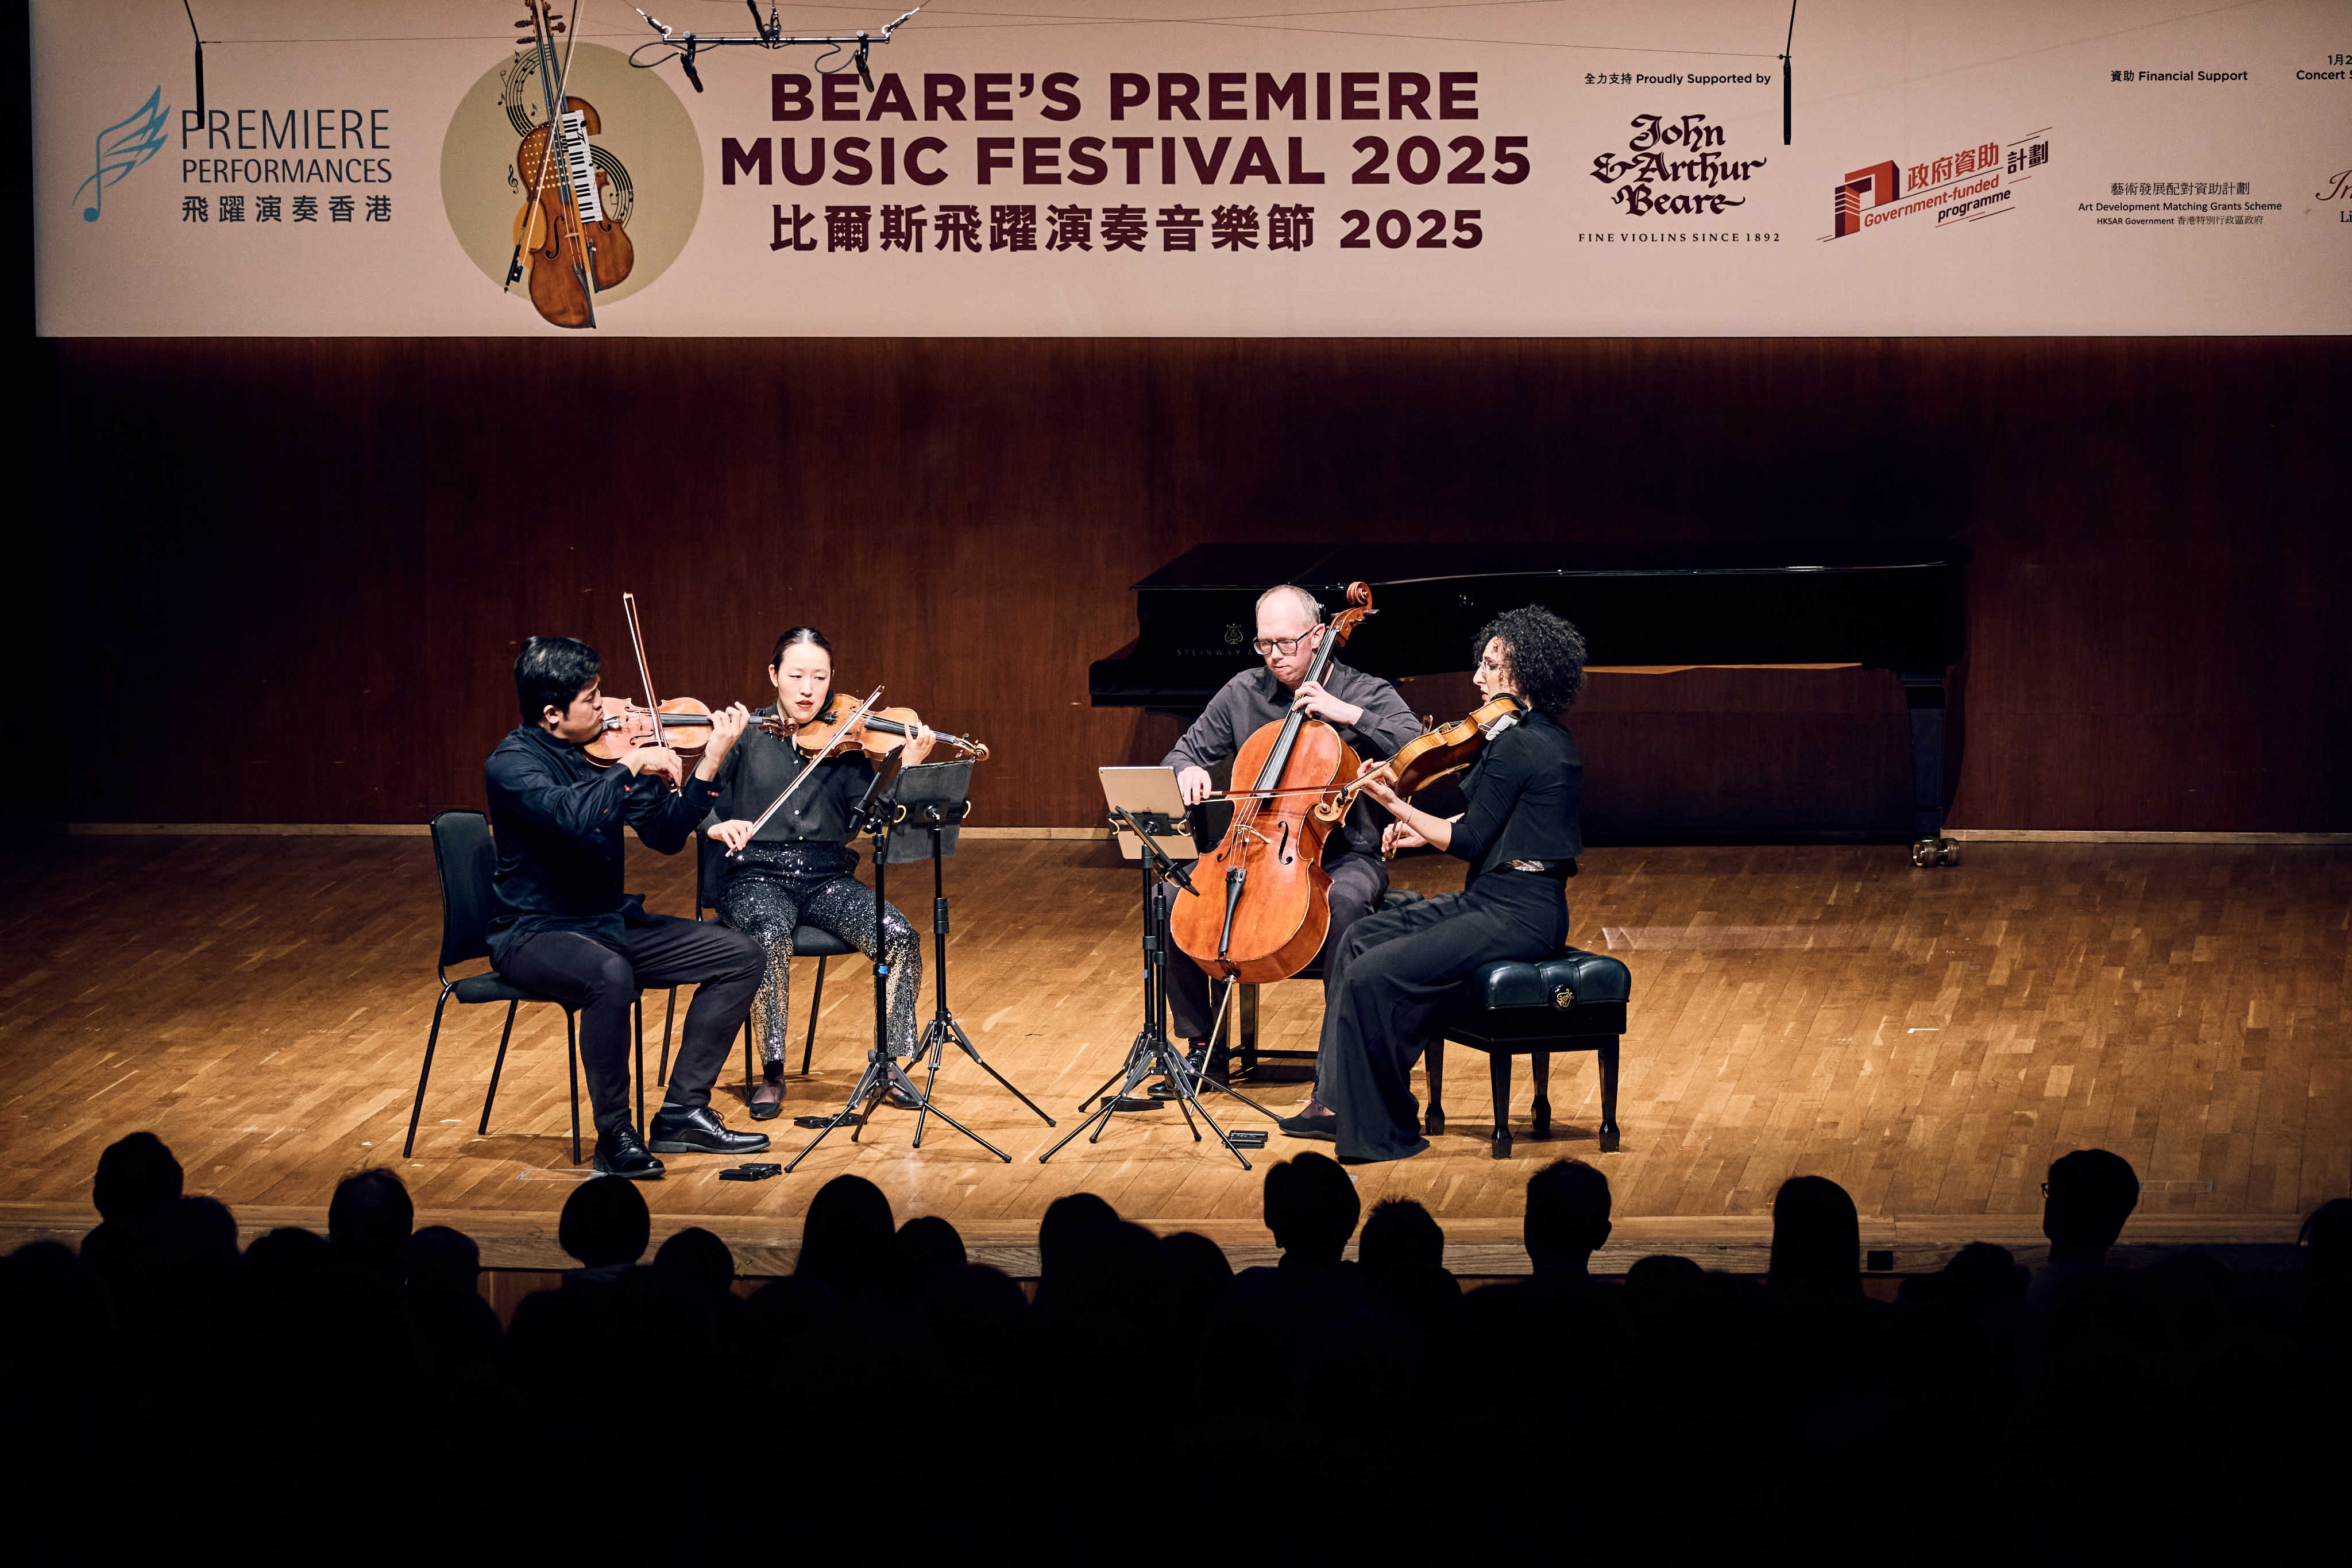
left=484, top=636, right=773, bottom=1179
left=1153, top=585, right=1421, bottom=1093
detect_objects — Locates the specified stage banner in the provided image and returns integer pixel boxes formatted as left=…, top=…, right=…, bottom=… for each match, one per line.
left=31, top=0, right=2352, bottom=335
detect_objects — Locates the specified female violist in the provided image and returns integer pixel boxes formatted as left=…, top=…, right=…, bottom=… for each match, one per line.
left=1277, top=605, right=1588, bottom=1162
left=705, top=628, right=934, bottom=1118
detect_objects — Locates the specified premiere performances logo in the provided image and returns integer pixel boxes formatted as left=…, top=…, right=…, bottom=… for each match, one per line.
left=71, top=87, right=169, bottom=222
left=1825, top=129, right=2052, bottom=240
left=1588, top=113, right=1766, bottom=216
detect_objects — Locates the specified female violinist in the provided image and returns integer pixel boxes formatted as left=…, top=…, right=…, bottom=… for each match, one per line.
left=703, top=628, right=935, bottom=1118
left=1279, top=606, right=1588, bottom=1162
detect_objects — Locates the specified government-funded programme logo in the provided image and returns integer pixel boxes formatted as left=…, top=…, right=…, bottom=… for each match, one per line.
left=1588, top=113, right=1766, bottom=216
left=1825, top=130, right=2049, bottom=240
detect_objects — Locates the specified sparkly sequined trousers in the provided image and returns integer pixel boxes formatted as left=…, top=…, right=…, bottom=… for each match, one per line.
left=716, top=843, right=922, bottom=1068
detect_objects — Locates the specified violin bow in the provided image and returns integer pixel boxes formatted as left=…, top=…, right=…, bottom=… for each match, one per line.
left=729, top=687, right=885, bottom=858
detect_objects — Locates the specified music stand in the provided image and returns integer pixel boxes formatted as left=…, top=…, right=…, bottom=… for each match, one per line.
left=1038, top=768, right=1271, bottom=1169
left=893, top=761, right=1055, bottom=1145
left=786, top=748, right=1012, bottom=1171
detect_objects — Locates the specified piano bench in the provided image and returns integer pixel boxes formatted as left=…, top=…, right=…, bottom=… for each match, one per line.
left=1428, top=948, right=1630, bottom=1159
left=1229, top=889, right=1423, bottom=1075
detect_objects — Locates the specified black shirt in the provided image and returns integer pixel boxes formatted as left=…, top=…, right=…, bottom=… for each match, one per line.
left=705, top=707, right=875, bottom=846
left=1447, top=711, right=1584, bottom=882
left=1162, top=661, right=1422, bottom=862
left=482, top=724, right=716, bottom=956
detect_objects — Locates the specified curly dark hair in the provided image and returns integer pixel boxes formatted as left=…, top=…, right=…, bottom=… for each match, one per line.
left=1475, top=605, right=1587, bottom=717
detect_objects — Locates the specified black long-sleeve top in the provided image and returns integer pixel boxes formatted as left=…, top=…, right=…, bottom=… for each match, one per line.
left=704, top=708, right=875, bottom=846
left=1446, top=710, right=1584, bottom=883
left=482, top=724, right=716, bottom=957
left=1163, top=661, right=1422, bottom=862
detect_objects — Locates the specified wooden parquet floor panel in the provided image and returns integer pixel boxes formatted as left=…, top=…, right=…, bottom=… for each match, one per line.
left=0, top=835, right=2343, bottom=1270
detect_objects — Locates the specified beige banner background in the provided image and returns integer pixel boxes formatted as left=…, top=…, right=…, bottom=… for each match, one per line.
left=32, top=0, right=2352, bottom=335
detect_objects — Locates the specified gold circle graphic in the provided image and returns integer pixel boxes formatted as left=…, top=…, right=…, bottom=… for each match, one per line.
left=438, top=43, right=702, bottom=314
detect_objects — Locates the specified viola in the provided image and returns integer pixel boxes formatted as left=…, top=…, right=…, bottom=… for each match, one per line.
left=762, top=692, right=990, bottom=762
left=508, top=2, right=635, bottom=329
left=1315, top=693, right=1524, bottom=825
left=1169, top=581, right=1377, bottom=986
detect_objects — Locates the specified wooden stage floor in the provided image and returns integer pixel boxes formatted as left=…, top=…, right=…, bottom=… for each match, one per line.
left=0, top=833, right=2341, bottom=1275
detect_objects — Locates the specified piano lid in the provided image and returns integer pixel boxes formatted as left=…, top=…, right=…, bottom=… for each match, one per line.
left=1095, top=540, right=1967, bottom=711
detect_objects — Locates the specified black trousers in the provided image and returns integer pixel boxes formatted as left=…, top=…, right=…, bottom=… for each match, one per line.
left=1154, top=852, right=1389, bottom=1044
left=1318, top=871, right=1569, bottom=1162
left=496, top=916, right=763, bottom=1136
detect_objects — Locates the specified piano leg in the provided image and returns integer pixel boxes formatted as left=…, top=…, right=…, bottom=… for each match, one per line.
left=1901, top=672, right=1959, bottom=868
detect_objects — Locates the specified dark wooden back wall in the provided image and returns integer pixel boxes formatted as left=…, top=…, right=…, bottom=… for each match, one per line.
left=37, top=337, right=2349, bottom=833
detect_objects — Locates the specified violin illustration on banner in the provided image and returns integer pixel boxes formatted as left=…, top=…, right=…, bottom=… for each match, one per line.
left=501, top=2, right=635, bottom=328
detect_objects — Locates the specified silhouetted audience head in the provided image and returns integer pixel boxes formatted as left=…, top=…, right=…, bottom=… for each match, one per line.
left=408, top=1225, right=482, bottom=1296
left=1158, top=1230, right=1235, bottom=1329
left=891, top=1215, right=968, bottom=1299
left=92, top=1131, right=182, bottom=1224
left=1769, top=1175, right=1861, bottom=1300
left=1524, top=1159, right=1612, bottom=1272
left=558, top=1176, right=651, bottom=1270
left=797, top=1175, right=894, bottom=1300
left=1262, top=1153, right=1360, bottom=1268
left=1036, top=1192, right=1120, bottom=1308
left=2042, top=1149, right=2140, bottom=1259
left=2299, top=1198, right=2352, bottom=1328
left=1939, top=1241, right=2030, bottom=1318
left=654, top=1226, right=736, bottom=1299
left=1361, top=1198, right=1446, bottom=1276
left=157, top=1195, right=240, bottom=1272
left=328, top=1169, right=415, bottom=1285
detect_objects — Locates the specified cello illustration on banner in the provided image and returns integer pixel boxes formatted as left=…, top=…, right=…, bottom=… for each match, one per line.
left=500, top=1, right=635, bottom=328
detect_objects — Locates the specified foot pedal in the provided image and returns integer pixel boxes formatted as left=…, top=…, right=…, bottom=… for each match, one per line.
left=1224, top=1129, right=1268, bottom=1149
left=719, top=1163, right=781, bottom=1181
left=793, top=1113, right=863, bottom=1129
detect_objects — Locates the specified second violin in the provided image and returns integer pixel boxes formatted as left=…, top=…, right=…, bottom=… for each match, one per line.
left=763, top=692, right=990, bottom=762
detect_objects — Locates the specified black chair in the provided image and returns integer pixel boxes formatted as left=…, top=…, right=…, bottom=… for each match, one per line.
left=405, top=809, right=652, bottom=1167
left=656, top=831, right=859, bottom=1095
left=1227, top=887, right=1423, bottom=1075
left=1427, top=947, right=1629, bottom=1158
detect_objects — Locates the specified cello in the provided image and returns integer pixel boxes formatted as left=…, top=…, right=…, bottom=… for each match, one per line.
left=508, top=1, right=635, bottom=329
left=1169, top=582, right=1377, bottom=986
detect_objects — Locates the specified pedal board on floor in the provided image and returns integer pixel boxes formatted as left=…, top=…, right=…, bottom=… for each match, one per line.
left=792, top=1113, right=864, bottom=1129
left=1223, top=1129, right=1268, bottom=1149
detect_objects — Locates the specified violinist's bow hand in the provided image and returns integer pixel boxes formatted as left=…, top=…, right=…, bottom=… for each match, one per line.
left=625, top=746, right=683, bottom=789
left=1382, top=819, right=1427, bottom=856
left=710, top=819, right=756, bottom=855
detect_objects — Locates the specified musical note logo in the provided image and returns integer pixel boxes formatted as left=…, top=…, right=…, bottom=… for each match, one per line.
left=74, top=88, right=171, bottom=223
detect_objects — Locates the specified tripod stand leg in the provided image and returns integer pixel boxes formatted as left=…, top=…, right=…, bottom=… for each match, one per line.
left=1175, top=1079, right=1253, bottom=1171
left=785, top=1059, right=889, bottom=1173
left=887, top=1059, right=1011, bottom=1162
left=1191, top=1071, right=1280, bottom=1121
left=1038, top=1034, right=1155, bottom=1163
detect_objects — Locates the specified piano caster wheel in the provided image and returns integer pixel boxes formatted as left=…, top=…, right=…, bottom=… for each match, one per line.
left=1913, top=837, right=1960, bottom=868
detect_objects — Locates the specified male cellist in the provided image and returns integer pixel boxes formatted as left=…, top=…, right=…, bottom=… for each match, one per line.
left=1153, top=585, right=1421, bottom=1092
left=483, top=636, right=773, bottom=1179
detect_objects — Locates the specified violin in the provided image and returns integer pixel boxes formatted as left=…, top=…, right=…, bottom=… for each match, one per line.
left=1316, top=693, right=1523, bottom=825
left=580, top=592, right=712, bottom=777
left=508, top=2, right=635, bottom=329
left=760, top=692, right=990, bottom=762
left=1169, top=582, right=1377, bottom=986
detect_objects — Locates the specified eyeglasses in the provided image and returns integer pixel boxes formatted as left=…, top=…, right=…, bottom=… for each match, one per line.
left=1252, top=629, right=1320, bottom=657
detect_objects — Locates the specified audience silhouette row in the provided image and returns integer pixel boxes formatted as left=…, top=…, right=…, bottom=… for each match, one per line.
left=5, top=1131, right=2345, bottom=1555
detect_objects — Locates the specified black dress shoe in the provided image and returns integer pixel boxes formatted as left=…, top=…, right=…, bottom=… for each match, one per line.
left=647, top=1104, right=771, bottom=1156
left=1276, top=1113, right=1339, bottom=1141
left=747, top=1081, right=785, bottom=1122
left=1149, top=1042, right=1210, bottom=1099
left=592, top=1126, right=666, bottom=1180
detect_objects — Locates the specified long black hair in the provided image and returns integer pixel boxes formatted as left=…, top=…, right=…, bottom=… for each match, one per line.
left=770, top=627, right=833, bottom=668
left=1474, top=605, right=1586, bottom=717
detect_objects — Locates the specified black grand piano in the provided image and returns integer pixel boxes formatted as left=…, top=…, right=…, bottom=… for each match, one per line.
left=1089, top=542, right=1968, bottom=864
